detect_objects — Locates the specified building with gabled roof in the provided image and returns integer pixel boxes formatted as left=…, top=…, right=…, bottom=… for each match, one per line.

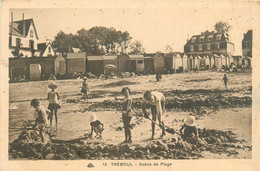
left=9, top=16, right=40, bottom=57
left=184, top=32, right=234, bottom=56
left=37, top=41, right=56, bottom=57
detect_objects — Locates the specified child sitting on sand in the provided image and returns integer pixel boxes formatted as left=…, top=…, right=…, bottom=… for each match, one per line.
left=47, top=81, right=61, bottom=129
left=180, top=115, right=199, bottom=142
left=89, top=113, right=104, bottom=138
left=30, top=99, right=48, bottom=143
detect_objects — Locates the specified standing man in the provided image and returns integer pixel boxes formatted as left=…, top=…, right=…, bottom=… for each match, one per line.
left=142, top=90, right=166, bottom=139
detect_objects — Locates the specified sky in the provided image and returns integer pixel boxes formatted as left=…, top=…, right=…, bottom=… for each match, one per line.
left=10, top=6, right=254, bottom=55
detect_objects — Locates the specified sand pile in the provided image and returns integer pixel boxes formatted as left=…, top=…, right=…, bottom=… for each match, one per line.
left=9, top=128, right=251, bottom=160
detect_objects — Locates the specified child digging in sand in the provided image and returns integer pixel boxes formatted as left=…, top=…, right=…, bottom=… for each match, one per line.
left=180, top=115, right=199, bottom=142
left=47, top=81, right=61, bottom=129
left=89, top=113, right=104, bottom=138
left=30, top=99, right=48, bottom=143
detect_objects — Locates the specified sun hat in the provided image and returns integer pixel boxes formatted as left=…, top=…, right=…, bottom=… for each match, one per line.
left=83, top=77, right=87, bottom=80
left=48, top=81, right=58, bottom=89
left=184, top=116, right=196, bottom=127
left=89, top=113, right=97, bottom=122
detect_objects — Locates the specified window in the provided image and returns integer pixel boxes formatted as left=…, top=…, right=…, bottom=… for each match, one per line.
left=29, top=40, right=34, bottom=49
left=16, top=38, right=21, bottom=47
left=30, top=30, right=33, bottom=38
left=207, top=35, right=213, bottom=41
left=190, top=45, right=194, bottom=52
left=198, top=44, right=203, bottom=51
left=207, top=43, right=211, bottom=50
left=191, top=37, right=197, bottom=43
left=137, top=60, right=143, bottom=64
left=246, top=42, right=250, bottom=48
left=48, top=47, right=51, bottom=53
left=199, top=36, right=205, bottom=42
left=215, top=43, right=219, bottom=50
left=216, top=34, right=222, bottom=41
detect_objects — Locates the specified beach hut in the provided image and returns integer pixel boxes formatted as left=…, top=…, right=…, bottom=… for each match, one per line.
left=117, top=53, right=131, bottom=72
left=103, top=55, right=117, bottom=67
left=153, top=53, right=165, bottom=73
left=144, top=55, right=154, bottom=73
left=204, top=55, right=210, bottom=70
left=187, top=55, right=193, bottom=70
left=128, top=54, right=145, bottom=73
left=87, top=56, right=104, bottom=76
left=29, top=63, right=41, bottom=81
left=173, top=53, right=183, bottom=71
left=66, top=52, right=86, bottom=74
left=213, top=54, right=221, bottom=69
left=54, top=55, right=66, bottom=75
left=180, top=53, right=188, bottom=71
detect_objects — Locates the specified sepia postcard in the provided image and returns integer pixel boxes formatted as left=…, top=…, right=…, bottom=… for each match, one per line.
left=1, top=0, right=260, bottom=170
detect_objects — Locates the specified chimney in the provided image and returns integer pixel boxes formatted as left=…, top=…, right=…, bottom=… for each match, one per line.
left=10, top=12, right=13, bottom=47
left=22, top=13, right=26, bottom=37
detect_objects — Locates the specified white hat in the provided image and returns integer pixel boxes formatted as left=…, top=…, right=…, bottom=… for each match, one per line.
left=89, top=113, right=97, bottom=122
left=83, top=77, right=87, bottom=80
left=184, top=116, right=195, bottom=126
left=48, top=81, right=58, bottom=89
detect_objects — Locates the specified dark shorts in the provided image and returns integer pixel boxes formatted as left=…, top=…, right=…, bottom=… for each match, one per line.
left=48, top=103, right=61, bottom=110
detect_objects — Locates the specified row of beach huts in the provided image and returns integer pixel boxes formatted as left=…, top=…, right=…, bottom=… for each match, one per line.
left=9, top=52, right=250, bottom=81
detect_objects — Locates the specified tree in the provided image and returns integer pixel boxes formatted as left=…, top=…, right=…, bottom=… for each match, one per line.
left=11, top=47, right=23, bottom=58
left=129, top=40, right=145, bottom=54
left=165, top=44, right=173, bottom=53
left=214, top=21, right=232, bottom=33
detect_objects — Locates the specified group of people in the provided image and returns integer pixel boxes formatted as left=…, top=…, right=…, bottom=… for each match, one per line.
left=31, top=73, right=229, bottom=143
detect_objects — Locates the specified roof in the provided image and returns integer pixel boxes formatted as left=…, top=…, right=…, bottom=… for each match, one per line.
left=71, top=47, right=82, bottom=53
left=185, top=32, right=231, bottom=46
left=129, top=54, right=144, bottom=60
left=67, top=52, right=86, bottom=59
left=9, top=19, right=39, bottom=39
left=102, top=55, right=117, bottom=60
left=37, top=43, right=48, bottom=51
left=87, top=56, right=103, bottom=61
left=242, top=30, right=252, bottom=42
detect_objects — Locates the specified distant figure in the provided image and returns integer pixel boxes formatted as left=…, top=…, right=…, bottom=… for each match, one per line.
left=142, top=90, right=166, bottom=139
left=180, top=115, right=199, bottom=142
left=156, top=73, right=162, bottom=81
left=89, top=113, right=104, bottom=138
left=222, top=74, right=228, bottom=89
left=81, top=77, right=89, bottom=102
left=30, top=99, right=48, bottom=143
left=47, top=81, right=60, bottom=129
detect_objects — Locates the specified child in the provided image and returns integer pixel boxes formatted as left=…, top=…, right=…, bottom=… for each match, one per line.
left=156, top=73, right=162, bottom=82
left=47, top=81, right=60, bottom=129
left=222, top=74, right=228, bottom=89
left=89, top=113, right=104, bottom=138
left=81, top=77, right=89, bottom=103
left=30, top=99, right=48, bottom=143
left=180, top=115, right=198, bottom=142
left=116, top=87, right=133, bottom=143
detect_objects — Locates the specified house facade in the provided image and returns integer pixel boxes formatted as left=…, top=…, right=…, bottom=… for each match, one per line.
left=184, top=33, right=234, bottom=56
left=37, top=41, right=56, bottom=57
left=9, top=18, right=39, bottom=57
left=242, top=30, right=252, bottom=57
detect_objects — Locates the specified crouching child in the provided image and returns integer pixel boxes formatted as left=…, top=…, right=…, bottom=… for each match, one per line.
left=30, top=99, right=48, bottom=143
left=89, top=113, right=104, bottom=138
left=180, top=115, right=198, bottom=143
